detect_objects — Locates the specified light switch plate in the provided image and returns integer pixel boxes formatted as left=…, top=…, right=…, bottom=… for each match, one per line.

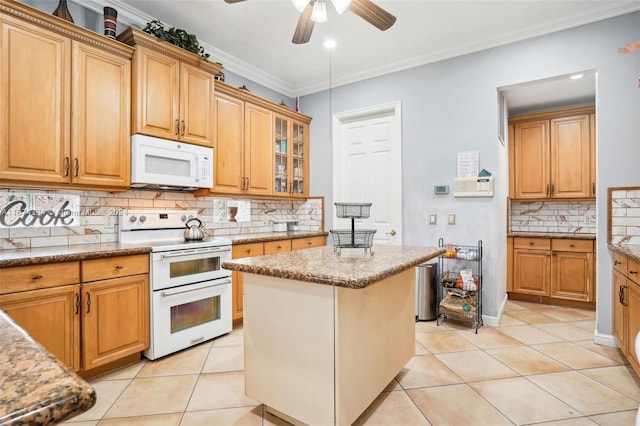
left=429, top=213, right=437, bottom=224
left=447, top=213, right=455, bottom=225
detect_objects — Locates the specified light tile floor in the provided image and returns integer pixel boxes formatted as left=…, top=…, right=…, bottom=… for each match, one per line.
left=63, top=300, right=640, bottom=425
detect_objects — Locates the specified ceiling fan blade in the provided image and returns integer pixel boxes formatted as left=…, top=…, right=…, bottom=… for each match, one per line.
left=349, top=0, right=396, bottom=31
left=292, top=3, right=315, bottom=44
left=224, top=0, right=247, bottom=3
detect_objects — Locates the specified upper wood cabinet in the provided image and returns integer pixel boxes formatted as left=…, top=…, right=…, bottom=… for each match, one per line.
left=0, top=3, right=132, bottom=191
left=509, top=107, right=594, bottom=200
left=118, top=28, right=221, bottom=147
left=211, top=81, right=312, bottom=198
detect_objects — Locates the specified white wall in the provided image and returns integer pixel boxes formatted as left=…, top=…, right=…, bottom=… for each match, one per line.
left=304, top=12, right=640, bottom=334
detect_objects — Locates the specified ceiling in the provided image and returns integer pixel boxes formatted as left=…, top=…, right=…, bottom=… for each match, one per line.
left=112, top=0, right=639, bottom=104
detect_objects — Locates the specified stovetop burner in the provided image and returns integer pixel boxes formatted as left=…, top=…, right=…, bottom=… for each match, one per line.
left=119, top=209, right=230, bottom=251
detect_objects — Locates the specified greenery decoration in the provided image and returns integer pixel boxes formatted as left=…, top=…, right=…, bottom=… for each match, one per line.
left=143, top=20, right=210, bottom=60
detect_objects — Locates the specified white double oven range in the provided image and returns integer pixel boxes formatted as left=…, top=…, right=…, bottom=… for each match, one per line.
left=119, top=210, right=232, bottom=360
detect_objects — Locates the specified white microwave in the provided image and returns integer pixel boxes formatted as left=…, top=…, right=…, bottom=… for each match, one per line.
left=130, top=134, right=213, bottom=191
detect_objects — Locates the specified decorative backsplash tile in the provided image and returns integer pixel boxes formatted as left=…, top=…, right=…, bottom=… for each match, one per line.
left=611, top=189, right=640, bottom=245
left=0, top=188, right=323, bottom=250
left=510, top=200, right=596, bottom=234
left=0, top=192, right=80, bottom=228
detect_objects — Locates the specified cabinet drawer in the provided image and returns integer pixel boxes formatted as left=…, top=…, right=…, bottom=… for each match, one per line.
left=0, top=262, right=80, bottom=294
left=613, top=252, right=628, bottom=275
left=264, top=239, right=292, bottom=254
left=292, top=236, right=326, bottom=251
left=629, top=259, right=640, bottom=285
left=232, top=242, right=264, bottom=259
left=551, top=239, right=593, bottom=253
left=82, top=254, right=149, bottom=282
left=514, top=237, right=551, bottom=250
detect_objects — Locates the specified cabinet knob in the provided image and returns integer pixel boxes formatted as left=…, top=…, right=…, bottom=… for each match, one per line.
left=570, top=244, right=575, bottom=248
left=74, top=158, right=79, bottom=177
left=631, top=270, right=638, bottom=275
left=175, top=119, right=180, bottom=135
left=115, top=265, right=123, bottom=270
left=64, top=157, right=70, bottom=177
left=614, top=260, right=621, bottom=265
left=31, top=274, right=43, bottom=280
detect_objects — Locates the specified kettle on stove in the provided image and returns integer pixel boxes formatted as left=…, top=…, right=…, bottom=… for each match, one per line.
left=184, top=218, right=205, bottom=241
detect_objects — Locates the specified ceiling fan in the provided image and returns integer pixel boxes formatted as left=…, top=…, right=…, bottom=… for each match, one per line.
left=224, top=0, right=397, bottom=44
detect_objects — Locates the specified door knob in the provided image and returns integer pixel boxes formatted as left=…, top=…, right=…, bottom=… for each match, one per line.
left=386, top=230, right=397, bottom=236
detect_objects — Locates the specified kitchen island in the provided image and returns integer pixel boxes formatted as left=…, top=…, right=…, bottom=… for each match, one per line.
left=222, top=244, right=444, bottom=425
left=0, top=310, right=96, bottom=425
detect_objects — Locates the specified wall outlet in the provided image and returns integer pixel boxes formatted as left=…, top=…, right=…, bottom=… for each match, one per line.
left=447, top=213, right=455, bottom=225
left=429, top=213, right=437, bottom=225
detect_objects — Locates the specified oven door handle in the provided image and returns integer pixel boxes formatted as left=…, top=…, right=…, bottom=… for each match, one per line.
left=160, top=280, right=231, bottom=298
left=160, top=249, right=230, bottom=260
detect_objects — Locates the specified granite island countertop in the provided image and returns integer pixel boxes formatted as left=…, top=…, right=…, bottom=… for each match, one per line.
left=222, top=245, right=445, bottom=289
left=0, top=310, right=96, bottom=425
left=225, top=230, right=328, bottom=245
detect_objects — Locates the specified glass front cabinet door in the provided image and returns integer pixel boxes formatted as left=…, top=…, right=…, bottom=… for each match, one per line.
left=274, top=114, right=308, bottom=198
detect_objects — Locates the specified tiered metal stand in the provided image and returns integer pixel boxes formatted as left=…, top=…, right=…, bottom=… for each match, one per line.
left=329, top=203, right=376, bottom=256
left=437, top=237, right=483, bottom=333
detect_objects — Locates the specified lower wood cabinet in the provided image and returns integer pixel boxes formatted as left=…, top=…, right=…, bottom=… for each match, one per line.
left=0, top=254, right=149, bottom=374
left=231, top=235, right=326, bottom=323
left=612, top=251, right=640, bottom=376
left=510, top=237, right=594, bottom=305
left=81, top=254, right=149, bottom=371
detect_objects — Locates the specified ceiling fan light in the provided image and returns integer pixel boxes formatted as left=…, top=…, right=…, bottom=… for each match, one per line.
left=331, top=0, right=351, bottom=15
left=311, top=0, right=327, bottom=22
left=292, top=0, right=309, bottom=13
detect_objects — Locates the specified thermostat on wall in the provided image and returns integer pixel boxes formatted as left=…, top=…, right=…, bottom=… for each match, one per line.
left=434, top=185, right=449, bottom=195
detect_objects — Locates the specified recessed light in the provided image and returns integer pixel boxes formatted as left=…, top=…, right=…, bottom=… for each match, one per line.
left=324, top=38, right=337, bottom=49
left=570, top=74, right=584, bottom=80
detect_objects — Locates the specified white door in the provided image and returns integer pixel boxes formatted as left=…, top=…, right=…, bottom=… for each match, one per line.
left=332, top=101, right=402, bottom=245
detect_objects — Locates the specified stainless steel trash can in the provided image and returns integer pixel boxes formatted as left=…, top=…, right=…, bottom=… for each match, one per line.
left=415, top=262, right=438, bottom=321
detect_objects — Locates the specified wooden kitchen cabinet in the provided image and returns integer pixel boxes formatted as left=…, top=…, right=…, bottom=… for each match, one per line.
left=0, top=4, right=132, bottom=191
left=510, top=237, right=595, bottom=306
left=231, top=235, right=326, bottom=323
left=274, top=114, right=309, bottom=198
left=81, top=254, right=149, bottom=371
left=210, top=81, right=311, bottom=199
left=0, top=261, right=81, bottom=371
left=612, top=251, right=640, bottom=376
left=118, top=27, right=221, bottom=147
left=510, top=107, right=594, bottom=200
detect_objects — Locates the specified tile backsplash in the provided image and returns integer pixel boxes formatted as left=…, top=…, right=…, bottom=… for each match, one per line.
left=610, top=188, right=640, bottom=245
left=510, top=200, right=596, bottom=234
left=0, top=188, right=323, bottom=250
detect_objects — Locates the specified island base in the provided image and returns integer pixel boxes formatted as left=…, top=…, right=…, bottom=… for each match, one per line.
left=243, top=268, right=415, bottom=425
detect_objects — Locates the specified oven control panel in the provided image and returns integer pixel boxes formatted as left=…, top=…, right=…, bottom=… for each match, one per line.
left=120, top=210, right=197, bottom=231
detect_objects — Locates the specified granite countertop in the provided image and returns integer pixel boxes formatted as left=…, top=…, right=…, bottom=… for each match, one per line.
left=222, top=245, right=445, bottom=289
left=0, top=231, right=328, bottom=268
left=608, top=243, right=640, bottom=263
left=0, top=311, right=96, bottom=425
left=0, top=243, right=152, bottom=268
left=508, top=232, right=596, bottom=240
left=225, top=230, right=328, bottom=244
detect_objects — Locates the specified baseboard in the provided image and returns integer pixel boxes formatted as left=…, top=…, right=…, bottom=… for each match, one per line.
left=593, top=331, right=618, bottom=348
left=481, top=293, right=508, bottom=327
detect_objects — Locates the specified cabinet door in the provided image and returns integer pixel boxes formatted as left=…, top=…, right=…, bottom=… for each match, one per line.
left=291, top=120, right=309, bottom=198
left=273, top=115, right=289, bottom=196
left=244, top=103, right=273, bottom=195
left=513, top=249, right=550, bottom=296
left=0, top=14, right=70, bottom=184
left=179, top=62, right=213, bottom=145
left=264, top=239, right=292, bottom=254
left=551, top=251, right=592, bottom=301
left=213, top=93, right=244, bottom=194
left=550, top=115, right=590, bottom=198
left=133, top=47, right=179, bottom=140
left=627, top=281, right=640, bottom=374
left=514, top=120, right=549, bottom=199
left=613, top=270, right=628, bottom=354
left=231, top=242, right=264, bottom=322
left=82, top=275, right=149, bottom=370
left=72, top=41, right=130, bottom=188
left=0, top=285, right=81, bottom=371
